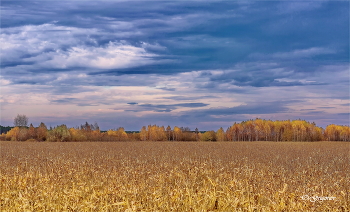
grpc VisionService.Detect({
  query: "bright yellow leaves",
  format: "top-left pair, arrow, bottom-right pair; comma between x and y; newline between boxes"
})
1,119 -> 349,142
107,127 -> 128,141
226,119 -> 334,142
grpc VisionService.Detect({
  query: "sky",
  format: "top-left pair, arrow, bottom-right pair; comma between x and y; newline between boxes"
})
0,0 -> 349,131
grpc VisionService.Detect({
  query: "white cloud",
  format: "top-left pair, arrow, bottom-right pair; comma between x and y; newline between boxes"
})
249,47 -> 336,60
39,42 -> 158,69
0,78 -> 11,86
0,23 -> 163,70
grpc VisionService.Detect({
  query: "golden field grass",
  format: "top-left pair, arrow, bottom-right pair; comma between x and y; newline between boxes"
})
0,141 -> 349,211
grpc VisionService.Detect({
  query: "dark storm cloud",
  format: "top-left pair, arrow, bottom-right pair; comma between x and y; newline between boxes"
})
50,98 -> 77,104
186,101 -> 294,118
175,103 -> 209,108
88,60 -> 205,76
1,1 -> 348,80
302,111 -> 327,115
293,112 -> 350,128
160,95 -> 218,101
0,61 -> 36,68
205,59 -> 345,88
154,86 -> 176,91
208,69 -> 301,87
125,102 -> 209,112
50,96 -> 115,106
337,113 -> 350,116
1,0 -> 349,129
51,86 -> 97,95
121,100 -> 296,130
124,101 -> 292,120
210,71 -> 325,87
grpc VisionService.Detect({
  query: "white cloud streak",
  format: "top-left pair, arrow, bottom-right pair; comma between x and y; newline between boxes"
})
271,47 -> 336,59
1,23 -> 164,70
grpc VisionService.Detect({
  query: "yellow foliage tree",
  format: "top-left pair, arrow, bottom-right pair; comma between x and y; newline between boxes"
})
216,127 -> 225,141
6,127 -> 20,141
36,122 -> 48,141
173,126 -> 182,141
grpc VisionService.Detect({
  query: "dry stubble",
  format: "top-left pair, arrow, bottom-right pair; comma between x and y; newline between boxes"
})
0,141 -> 349,211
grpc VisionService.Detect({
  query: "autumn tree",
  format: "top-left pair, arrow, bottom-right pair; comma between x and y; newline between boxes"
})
263,121 -> 271,141
75,122 -> 101,141
91,123 -> 102,141
48,125 -> 71,142
166,125 -> 172,141
69,127 -> 87,141
229,123 -> 243,141
245,120 -> 255,141
6,127 -> 20,141
140,126 -> 148,141
324,124 -> 349,141
180,127 -> 194,141
106,127 -> 128,141
158,126 -> 167,141
148,125 -> 156,141
281,121 -> 293,141
201,131 -> 216,142
117,127 -> 128,141
216,127 -> 225,141
36,122 -> 48,141
340,126 -> 350,141
274,121 -> 282,142
224,118 -> 326,142
194,127 -> 199,141
173,126 -> 182,141
4,118 -> 346,142
128,132 -> 140,141
28,123 -> 36,139
18,127 -> 29,141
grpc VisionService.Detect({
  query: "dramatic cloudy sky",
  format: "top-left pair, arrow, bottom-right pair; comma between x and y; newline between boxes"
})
0,1 -> 349,130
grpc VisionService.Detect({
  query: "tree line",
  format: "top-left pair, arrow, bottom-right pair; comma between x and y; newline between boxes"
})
1,117 -> 349,142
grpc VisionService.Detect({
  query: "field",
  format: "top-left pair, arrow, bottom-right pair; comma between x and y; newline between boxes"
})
0,141 -> 349,211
